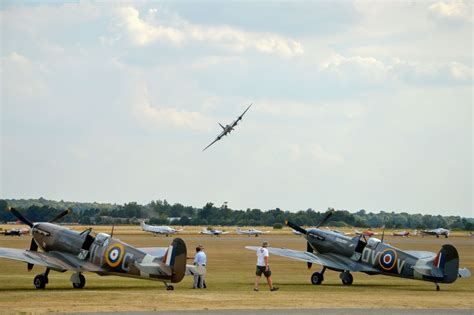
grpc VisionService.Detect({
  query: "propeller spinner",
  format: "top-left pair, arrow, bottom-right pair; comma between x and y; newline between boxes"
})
8,207 -> 71,271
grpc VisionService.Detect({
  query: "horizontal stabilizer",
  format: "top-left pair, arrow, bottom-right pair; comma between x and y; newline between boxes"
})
458,267 -> 471,278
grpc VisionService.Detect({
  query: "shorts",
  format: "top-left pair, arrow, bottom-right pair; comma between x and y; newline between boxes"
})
256,265 -> 271,277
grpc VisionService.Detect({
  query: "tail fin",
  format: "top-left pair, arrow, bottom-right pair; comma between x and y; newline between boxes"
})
434,244 -> 459,283
218,123 -> 225,130
162,238 -> 187,283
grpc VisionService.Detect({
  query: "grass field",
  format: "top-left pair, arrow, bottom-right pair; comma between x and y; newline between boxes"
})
0,225 -> 473,313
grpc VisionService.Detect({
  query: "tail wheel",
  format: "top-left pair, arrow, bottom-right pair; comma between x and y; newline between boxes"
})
72,274 -> 86,289
311,272 -> 324,285
166,285 -> 174,290
340,271 -> 353,285
34,275 -> 47,289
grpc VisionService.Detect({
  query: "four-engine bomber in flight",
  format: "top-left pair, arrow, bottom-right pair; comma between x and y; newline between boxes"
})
0,208 -> 187,290
203,103 -> 252,151
246,210 -> 470,291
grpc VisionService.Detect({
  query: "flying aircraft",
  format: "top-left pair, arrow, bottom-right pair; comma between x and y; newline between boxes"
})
2,227 -> 29,236
200,228 -> 229,236
140,221 -> 183,237
236,228 -> 268,237
202,103 -> 253,151
420,228 -> 450,238
0,208 -> 187,290
246,210 -> 471,291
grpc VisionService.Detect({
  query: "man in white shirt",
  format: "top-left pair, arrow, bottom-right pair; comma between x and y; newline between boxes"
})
193,246 -> 207,289
254,241 -> 278,291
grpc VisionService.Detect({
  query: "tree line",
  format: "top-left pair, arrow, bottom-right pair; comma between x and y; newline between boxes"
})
1,198 -> 473,230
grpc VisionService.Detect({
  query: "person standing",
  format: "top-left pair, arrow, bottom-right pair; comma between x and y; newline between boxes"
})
193,246 -> 207,289
254,241 -> 278,291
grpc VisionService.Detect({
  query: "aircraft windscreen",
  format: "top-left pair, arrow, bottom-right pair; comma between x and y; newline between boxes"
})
94,233 -> 110,246
367,237 -> 381,249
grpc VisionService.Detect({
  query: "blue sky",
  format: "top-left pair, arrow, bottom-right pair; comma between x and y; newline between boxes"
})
1,1 -> 472,217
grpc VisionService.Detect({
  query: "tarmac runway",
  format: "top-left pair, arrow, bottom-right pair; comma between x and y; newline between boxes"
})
71,309 -> 472,315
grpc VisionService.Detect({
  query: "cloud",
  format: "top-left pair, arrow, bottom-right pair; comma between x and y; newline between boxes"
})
1,52 -> 49,101
429,1 -> 473,22
255,100 -> 369,121
310,144 -> 344,165
319,54 -> 473,84
115,6 -> 304,57
116,7 -> 184,45
131,84 -> 210,130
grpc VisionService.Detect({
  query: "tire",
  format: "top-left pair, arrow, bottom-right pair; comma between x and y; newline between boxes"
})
341,272 -> 353,285
72,274 -> 86,289
166,285 -> 174,290
34,275 -> 47,289
311,272 -> 324,285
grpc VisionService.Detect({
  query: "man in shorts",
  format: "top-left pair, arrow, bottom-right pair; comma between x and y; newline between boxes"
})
254,241 -> 278,291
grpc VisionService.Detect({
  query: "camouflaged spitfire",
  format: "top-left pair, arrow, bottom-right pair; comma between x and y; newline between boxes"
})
0,208 -> 186,290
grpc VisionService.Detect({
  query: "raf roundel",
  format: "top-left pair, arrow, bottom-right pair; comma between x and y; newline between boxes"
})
105,243 -> 125,268
379,248 -> 397,271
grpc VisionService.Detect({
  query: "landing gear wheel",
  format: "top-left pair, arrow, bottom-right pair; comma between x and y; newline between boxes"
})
311,272 -> 324,285
166,285 -> 174,291
34,274 -> 47,289
72,274 -> 86,289
436,284 -> 440,291
340,271 -> 353,285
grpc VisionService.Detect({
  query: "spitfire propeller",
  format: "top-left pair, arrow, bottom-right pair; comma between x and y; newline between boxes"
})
285,209 -> 335,269
8,207 -> 71,271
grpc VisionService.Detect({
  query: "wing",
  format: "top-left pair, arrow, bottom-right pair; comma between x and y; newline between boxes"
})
245,246 -> 339,268
0,248 -> 104,272
231,103 -> 252,127
138,247 -> 168,258
405,250 -> 436,259
202,137 -> 221,151
221,231 -> 229,234
245,246 -> 375,272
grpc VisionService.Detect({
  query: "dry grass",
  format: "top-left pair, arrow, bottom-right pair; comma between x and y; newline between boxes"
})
0,225 -> 472,313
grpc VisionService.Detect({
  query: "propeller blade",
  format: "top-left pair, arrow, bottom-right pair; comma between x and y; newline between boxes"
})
381,225 -> 386,243
8,208 -> 33,227
28,238 -> 38,271
285,220 -> 307,235
316,209 -> 334,228
307,241 -> 313,269
49,209 -> 71,223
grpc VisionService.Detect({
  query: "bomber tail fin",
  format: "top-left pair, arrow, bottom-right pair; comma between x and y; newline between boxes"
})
162,238 -> 187,283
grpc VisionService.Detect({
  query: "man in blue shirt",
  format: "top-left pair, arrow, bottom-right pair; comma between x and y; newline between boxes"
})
193,246 -> 207,288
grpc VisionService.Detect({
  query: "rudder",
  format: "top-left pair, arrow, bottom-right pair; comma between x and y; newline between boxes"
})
435,244 -> 459,283
167,238 -> 187,283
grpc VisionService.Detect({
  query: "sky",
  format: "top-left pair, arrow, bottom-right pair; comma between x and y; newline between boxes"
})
0,1 -> 472,217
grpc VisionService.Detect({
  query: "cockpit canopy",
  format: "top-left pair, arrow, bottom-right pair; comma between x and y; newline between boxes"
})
94,233 -> 110,246
367,237 -> 381,249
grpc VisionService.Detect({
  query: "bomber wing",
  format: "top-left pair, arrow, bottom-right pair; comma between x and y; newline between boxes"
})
0,248 -> 104,273
230,103 -> 252,128
245,246 -> 377,273
202,133 -> 225,151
